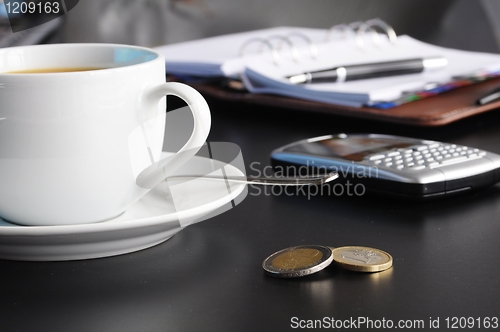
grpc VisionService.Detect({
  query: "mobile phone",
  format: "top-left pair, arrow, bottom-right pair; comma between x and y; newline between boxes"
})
270,133 -> 500,198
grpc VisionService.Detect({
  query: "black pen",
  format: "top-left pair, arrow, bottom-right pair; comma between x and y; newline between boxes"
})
477,86 -> 500,105
288,57 -> 448,84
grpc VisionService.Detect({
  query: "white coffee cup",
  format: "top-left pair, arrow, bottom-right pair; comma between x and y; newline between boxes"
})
0,43 -> 211,226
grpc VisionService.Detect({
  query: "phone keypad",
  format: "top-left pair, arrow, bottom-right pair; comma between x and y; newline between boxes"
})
365,143 -> 486,170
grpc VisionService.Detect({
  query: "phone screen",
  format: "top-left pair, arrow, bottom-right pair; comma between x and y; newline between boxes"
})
284,137 -> 414,161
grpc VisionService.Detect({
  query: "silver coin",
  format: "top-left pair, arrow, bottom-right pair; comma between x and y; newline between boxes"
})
262,245 -> 333,278
331,246 -> 393,272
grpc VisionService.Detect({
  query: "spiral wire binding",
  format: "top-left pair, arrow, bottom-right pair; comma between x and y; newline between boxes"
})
365,18 -> 397,44
349,21 -> 381,48
325,24 -> 357,41
266,35 -> 300,62
286,31 -> 318,60
327,18 -> 398,49
238,19 -> 397,66
239,34 -> 319,66
238,37 -> 281,65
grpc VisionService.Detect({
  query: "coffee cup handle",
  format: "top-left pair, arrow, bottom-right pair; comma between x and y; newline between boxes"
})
136,82 -> 211,189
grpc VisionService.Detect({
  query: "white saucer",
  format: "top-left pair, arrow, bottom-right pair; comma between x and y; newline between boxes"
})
0,153 -> 246,261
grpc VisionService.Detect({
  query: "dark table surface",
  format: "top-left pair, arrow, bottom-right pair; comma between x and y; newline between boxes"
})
2,95 -> 500,332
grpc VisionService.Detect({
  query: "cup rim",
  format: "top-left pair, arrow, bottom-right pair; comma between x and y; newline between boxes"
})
0,43 -> 163,77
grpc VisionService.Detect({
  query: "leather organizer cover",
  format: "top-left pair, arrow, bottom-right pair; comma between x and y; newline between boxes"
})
183,77 -> 500,127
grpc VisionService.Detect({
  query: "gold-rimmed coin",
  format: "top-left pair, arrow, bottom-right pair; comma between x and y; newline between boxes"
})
331,246 -> 393,272
262,245 -> 333,278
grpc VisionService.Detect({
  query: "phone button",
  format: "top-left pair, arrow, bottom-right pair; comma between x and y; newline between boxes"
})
441,156 -> 467,164
368,154 -> 385,160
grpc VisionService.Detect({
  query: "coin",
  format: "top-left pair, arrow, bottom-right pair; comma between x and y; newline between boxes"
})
262,245 -> 333,278
331,246 -> 393,272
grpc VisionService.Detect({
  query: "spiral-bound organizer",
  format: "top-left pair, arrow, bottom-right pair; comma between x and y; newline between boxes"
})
156,20 -> 500,126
